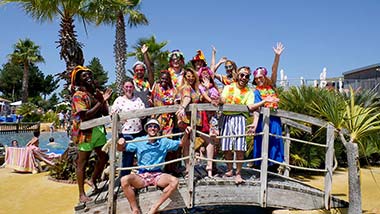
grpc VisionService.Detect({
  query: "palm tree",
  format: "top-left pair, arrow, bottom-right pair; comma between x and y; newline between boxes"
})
8,38 -> 44,103
128,35 -> 169,80
2,0 -> 96,92
311,87 -> 380,213
91,0 -> 148,95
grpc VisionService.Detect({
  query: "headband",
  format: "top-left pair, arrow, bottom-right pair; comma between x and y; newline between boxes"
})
253,67 -> 268,77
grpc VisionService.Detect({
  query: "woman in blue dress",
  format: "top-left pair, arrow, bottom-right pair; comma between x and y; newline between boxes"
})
248,42 -> 285,172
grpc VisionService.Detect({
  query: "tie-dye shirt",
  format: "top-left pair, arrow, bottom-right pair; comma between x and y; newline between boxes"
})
221,82 -> 254,117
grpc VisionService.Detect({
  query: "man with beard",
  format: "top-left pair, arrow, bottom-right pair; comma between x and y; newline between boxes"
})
219,66 -> 254,184
132,44 -> 154,108
71,65 -> 113,203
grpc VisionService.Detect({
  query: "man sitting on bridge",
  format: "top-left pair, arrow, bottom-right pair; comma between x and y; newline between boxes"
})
117,118 -> 191,214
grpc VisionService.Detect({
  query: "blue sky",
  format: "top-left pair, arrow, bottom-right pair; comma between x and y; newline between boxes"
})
1,0 -> 379,90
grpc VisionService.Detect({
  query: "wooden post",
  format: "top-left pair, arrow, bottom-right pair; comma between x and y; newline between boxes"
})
260,107 -> 270,207
324,124 -> 334,210
107,113 -> 119,214
187,104 -> 197,208
284,125 -> 290,177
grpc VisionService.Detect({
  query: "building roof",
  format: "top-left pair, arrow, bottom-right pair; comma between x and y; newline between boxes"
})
343,63 -> 380,76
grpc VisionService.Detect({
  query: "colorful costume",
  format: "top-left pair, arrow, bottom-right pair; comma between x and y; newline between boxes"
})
71,90 -> 107,151
220,82 -> 254,151
151,83 -> 176,135
253,85 -> 284,166
178,85 -> 202,126
168,67 -> 183,89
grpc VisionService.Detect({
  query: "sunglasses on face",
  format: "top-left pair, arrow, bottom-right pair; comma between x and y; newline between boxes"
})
239,73 -> 250,79
225,65 -> 233,70
147,124 -> 159,129
134,68 -> 145,72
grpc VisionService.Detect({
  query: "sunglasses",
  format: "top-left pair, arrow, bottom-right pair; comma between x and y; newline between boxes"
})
225,65 -> 233,70
134,68 -> 145,72
147,124 -> 159,129
239,73 -> 250,79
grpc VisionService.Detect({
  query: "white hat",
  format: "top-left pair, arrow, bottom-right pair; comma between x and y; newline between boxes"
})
132,61 -> 147,71
144,118 -> 161,132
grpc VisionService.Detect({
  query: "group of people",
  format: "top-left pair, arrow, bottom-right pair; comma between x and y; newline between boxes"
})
70,42 -> 285,214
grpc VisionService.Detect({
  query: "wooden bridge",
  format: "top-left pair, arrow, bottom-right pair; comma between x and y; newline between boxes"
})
0,122 -> 40,134
74,104 -> 348,213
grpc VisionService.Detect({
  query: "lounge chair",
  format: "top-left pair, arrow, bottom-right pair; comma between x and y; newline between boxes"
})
4,146 -> 60,173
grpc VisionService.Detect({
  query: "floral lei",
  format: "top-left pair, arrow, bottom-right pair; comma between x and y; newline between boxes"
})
133,75 -> 150,91
168,67 -> 182,87
256,85 -> 279,109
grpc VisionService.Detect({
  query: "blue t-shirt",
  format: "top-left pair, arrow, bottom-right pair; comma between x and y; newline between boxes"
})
125,136 -> 180,172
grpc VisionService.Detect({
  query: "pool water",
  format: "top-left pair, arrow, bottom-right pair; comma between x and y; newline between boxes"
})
0,132 -> 112,154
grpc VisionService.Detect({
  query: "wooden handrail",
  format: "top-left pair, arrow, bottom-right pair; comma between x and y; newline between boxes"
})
102,104 -> 334,213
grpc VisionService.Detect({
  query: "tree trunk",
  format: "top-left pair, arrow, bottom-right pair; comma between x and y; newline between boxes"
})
114,11 -> 127,96
21,62 -> 29,103
346,141 -> 362,214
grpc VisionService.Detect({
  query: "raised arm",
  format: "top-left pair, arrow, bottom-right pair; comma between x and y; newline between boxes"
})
141,44 -> 154,87
271,42 -> 285,86
210,45 -> 227,73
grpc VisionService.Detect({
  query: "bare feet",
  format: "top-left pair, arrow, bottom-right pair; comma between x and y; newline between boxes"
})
131,209 -> 141,214
235,174 -> 245,184
148,205 -> 159,214
85,179 -> 95,189
79,194 -> 92,203
224,170 -> 233,177
206,166 -> 213,177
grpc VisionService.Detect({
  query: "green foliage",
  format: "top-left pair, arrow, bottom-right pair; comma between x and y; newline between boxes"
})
41,110 -> 59,124
8,38 -> 44,103
0,62 -> 59,104
49,147 -> 97,182
0,62 -> 23,100
128,35 -> 169,81
16,103 -> 41,122
87,57 -> 109,90
281,85 -> 380,167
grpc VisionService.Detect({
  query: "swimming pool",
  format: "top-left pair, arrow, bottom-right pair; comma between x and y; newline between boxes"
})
0,132 -> 112,154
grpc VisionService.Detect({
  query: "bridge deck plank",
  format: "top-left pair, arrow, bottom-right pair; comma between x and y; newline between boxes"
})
74,165 -> 348,213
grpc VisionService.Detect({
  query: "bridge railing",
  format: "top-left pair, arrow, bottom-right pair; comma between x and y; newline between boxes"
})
82,104 -> 334,213
0,122 -> 40,134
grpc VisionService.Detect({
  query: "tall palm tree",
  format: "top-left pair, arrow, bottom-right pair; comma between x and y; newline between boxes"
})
91,0 -> 148,95
2,0 -> 96,91
8,38 -> 44,103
